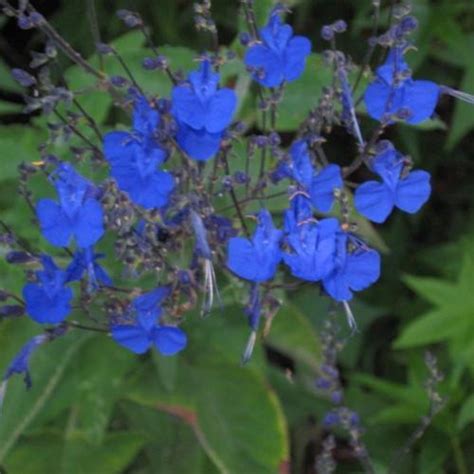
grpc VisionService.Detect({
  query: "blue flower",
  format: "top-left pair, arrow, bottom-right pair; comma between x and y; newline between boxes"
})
287,141 -> 343,213
36,163 -> 104,248
310,164 -> 343,213
322,232 -> 381,302
23,256 -> 73,324
111,287 -> 187,356
1,326 -> 67,396
172,60 -> 237,161
354,142 -> 431,223
364,47 -> 440,124
289,140 -> 313,188
283,194 -> 313,234
103,97 -> 175,209
245,9 -> 311,87
66,247 -> 112,291
283,217 -> 340,282
2,334 -> 48,389
227,209 -> 282,282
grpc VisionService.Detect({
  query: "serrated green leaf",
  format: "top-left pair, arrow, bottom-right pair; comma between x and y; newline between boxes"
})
395,257 -> 474,349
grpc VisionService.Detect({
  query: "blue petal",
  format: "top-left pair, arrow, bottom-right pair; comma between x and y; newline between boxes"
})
176,122 -> 222,161
171,85 -> 206,130
74,199 -> 104,247
376,48 -> 410,85
36,199 -> 73,247
244,45 -> 284,87
344,248 -> 380,292
395,170 -> 431,213
152,326 -> 187,356
133,96 -> 160,135
290,140 -> 314,188
134,287 -> 170,314
283,194 -> 313,233
227,238 -> 260,281
283,36 -> 311,82
111,324 -> 151,354
310,164 -> 343,212
189,60 -> 219,99
260,16 -> 293,51
402,80 -> 440,124
206,88 -> 237,133
23,283 -> 72,324
354,181 -> 394,223
103,131 -> 135,165
134,170 -> 175,209
323,272 -> 353,302
364,79 -> 392,122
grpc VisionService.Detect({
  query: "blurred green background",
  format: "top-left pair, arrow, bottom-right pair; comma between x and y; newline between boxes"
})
0,0 -> 474,473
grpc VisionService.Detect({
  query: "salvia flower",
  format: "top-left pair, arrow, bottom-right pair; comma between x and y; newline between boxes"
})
2,334 -> 48,390
171,59 -> 237,160
104,96 -> 175,209
245,8 -> 311,87
364,47 -> 440,124
36,163 -> 104,248
288,140 -> 343,212
283,217 -> 340,282
111,287 -> 187,355
66,247 -> 112,291
22,256 -> 73,324
354,141 -> 431,223
321,232 -> 381,302
227,209 -> 282,282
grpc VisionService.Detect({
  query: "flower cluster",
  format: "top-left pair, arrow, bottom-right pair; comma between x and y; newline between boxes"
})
1,2 -> 473,395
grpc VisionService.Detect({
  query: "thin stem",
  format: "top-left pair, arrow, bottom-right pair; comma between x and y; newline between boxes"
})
216,190 -> 287,213
240,0 -> 259,39
53,109 -> 103,157
113,50 -> 144,94
86,0 -> 104,71
450,436 -> 468,474
25,3 -> 104,80
68,321 -> 109,333
221,152 -> 251,237
352,1 -> 381,95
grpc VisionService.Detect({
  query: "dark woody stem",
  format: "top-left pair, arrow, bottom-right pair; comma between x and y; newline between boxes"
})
240,0 -> 259,39
139,25 -> 178,86
68,321 -> 109,333
53,109 -> 103,158
86,0 -> 104,71
352,0 -> 381,95
220,152 -> 251,238
22,2 -> 105,80
343,121 -> 386,178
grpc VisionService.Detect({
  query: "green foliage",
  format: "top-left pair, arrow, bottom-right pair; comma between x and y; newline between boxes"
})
1,0 -> 474,473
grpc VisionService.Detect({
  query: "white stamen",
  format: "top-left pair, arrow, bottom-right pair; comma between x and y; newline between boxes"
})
442,86 -> 474,105
241,330 -> 257,365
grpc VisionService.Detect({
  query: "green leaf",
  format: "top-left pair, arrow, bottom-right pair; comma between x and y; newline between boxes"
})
0,125 -> 47,181
456,394 -> 474,431
0,331 -> 90,462
395,257 -> 474,349
273,54 -> 332,131
29,336 -> 138,444
4,432 -> 144,474
127,347 -> 289,473
265,300 -> 321,370
123,401 -> 218,474
446,62 -> 474,150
